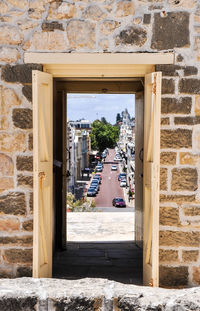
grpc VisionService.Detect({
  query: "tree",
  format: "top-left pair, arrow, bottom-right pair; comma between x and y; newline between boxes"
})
116,113 -> 122,123
101,117 -> 107,124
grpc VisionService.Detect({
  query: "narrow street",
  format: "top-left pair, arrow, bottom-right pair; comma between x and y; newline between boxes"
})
95,149 -> 126,208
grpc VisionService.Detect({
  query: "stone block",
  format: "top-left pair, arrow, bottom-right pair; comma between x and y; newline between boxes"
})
159,249 -> 179,262
160,168 -> 167,191
0,116 -> 9,130
176,54 -> 184,62
160,266 -> 188,287
184,66 -> 198,76
28,0 -> 45,19
160,207 -> 179,226
195,96 -> 200,116
12,109 -> 32,129
3,249 -> 32,264
0,47 -> 20,63
171,168 -> 198,191
48,2 -> 76,20
162,79 -> 175,94
0,192 -> 26,215
168,0 -> 197,9
161,129 -> 192,149
100,20 -> 121,35
116,1 -> 135,17
179,79 -> 200,94
180,152 -> 200,165
16,156 -> 33,172
0,218 -> 20,231
7,0 -> 28,10
42,22 -> 64,32
29,31 -> 66,51
160,152 -> 176,165
156,64 -> 181,76
0,177 -> 14,192
1,64 -> 42,83
83,5 -> 106,20
160,194 -> 195,203
193,128 -> 200,151
0,26 -> 23,45
161,117 -> 169,125
174,116 -> 200,125
160,231 -> 200,247
182,250 -> 199,262
29,192 -> 33,213
16,266 -> 32,277
0,154 -> 14,176
0,267 -> 13,278
17,175 -> 33,189
0,86 -> 21,115
183,206 -> 200,216
193,267 -> 200,285
143,14 -> 151,24
0,133 -> 26,153
116,26 -> 147,46
22,219 -> 33,232
67,20 -> 95,49
28,133 -> 33,151
151,12 -> 190,50
22,85 -> 32,102
161,97 -> 192,114
0,236 -> 32,246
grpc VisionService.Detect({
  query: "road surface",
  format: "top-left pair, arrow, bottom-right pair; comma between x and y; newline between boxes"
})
95,149 -> 127,208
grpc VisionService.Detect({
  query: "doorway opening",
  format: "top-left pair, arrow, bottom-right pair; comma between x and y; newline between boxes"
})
52,79 -> 144,284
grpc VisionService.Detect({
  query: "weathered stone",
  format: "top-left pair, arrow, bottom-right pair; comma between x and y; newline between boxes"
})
162,79 -> 175,94
28,133 -> 33,151
0,116 -> 9,131
161,117 -> 169,125
42,22 -> 64,32
160,231 -> 200,247
116,1 -> 135,17
183,206 -> 200,216
83,5 -> 106,20
0,177 -> 14,192
179,79 -> 200,94
3,249 -> 32,263
0,47 -> 20,64
182,250 -> 199,262
16,266 -> 32,277
177,54 -> 184,62
0,133 -> 26,152
160,207 -> 179,226
29,31 -> 66,51
18,20 -> 39,31
193,128 -> 200,151
100,20 -> 121,35
160,168 -> 167,191
0,154 -> 14,176
1,64 -> 42,83
160,152 -> 176,165
29,192 -> 33,213
174,116 -> 200,125
0,236 -> 32,246
160,194 -> 196,203
0,26 -> 23,45
180,152 -> 200,165
0,2 -> 8,14
99,39 -> 109,50
171,168 -> 198,191
159,249 -> 179,262
0,86 -> 21,115
48,2 -> 76,20
0,192 -> 26,215
67,20 -> 96,49
195,96 -> 200,116
156,64 -> 181,76
133,17 -> 142,25
168,0 -> 197,9
17,175 -> 33,189
184,66 -> 198,76
16,156 -> 33,172
7,0 -> 28,10
116,26 -> 147,46
22,85 -> 32,102
28,0 -> 45,19
161,97 -> 192,114
22,219 -> 33,232
0,218 -> 20,231
152,12 -> 190,50
160,266 -> 188,287
161,129 -> 192,148
12,109 -> 32,129
193,267 -> 200,285
143,14 -> 151,24
0,268 -> 13,278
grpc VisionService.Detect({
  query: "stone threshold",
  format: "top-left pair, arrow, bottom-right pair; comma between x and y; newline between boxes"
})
0,278 -> 199,310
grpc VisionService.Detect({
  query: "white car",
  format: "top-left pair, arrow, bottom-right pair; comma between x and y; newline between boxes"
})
120,180 -> 127,187
111,165 -> 117,171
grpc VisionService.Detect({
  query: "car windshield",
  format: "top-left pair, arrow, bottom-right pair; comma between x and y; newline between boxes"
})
116,198 -> 123,202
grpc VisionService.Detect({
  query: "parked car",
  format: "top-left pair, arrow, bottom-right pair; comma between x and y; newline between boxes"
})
89,185 -> 98,193
93,176 -> 101,184
112,197 -> 126,207
91,180 -> 100,190
95,173 -> 102,180
87,188 -> 96,197
120,180 -> 127,187
96,166 -> 103,172
111,165 -> 117,171
118,173 -> 126,181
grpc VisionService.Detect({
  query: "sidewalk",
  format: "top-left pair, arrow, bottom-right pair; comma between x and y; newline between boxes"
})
119,162 -> 135,208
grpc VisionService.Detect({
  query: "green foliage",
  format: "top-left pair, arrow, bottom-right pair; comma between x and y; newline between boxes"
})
116,113 -> 122,123
67,192 -> 96,212
90,119 -> 120,152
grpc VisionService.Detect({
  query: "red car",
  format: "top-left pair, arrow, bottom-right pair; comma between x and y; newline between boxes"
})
112,197 -> 126,207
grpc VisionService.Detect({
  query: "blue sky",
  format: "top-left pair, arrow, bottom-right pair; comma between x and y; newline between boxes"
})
67,94 -> 135,124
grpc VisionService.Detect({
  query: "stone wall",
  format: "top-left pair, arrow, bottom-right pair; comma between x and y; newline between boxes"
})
0,0 -> 200,286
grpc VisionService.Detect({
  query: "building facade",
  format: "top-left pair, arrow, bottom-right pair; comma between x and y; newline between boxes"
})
0,0 -> 199,286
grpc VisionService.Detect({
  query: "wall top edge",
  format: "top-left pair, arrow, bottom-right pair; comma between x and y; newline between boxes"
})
24,52 -> 174,65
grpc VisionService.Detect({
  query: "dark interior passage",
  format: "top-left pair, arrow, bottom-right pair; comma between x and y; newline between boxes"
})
53,242 -> 142,284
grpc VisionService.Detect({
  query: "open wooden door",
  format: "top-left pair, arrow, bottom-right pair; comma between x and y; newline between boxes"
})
143,72 -> 162,287
32,70 -> 53,277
